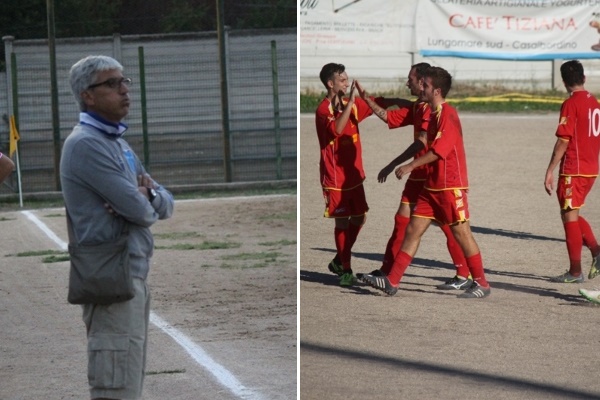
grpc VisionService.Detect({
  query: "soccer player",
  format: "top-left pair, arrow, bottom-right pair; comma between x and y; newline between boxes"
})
355,63 -> 472,291
359,66 -> 491,299
544,60 -> 600,283
315,63 -> 374,286
0,152 -> 14,184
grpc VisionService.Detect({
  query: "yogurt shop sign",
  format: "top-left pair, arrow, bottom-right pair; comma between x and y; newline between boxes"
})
416,0 -> 600,60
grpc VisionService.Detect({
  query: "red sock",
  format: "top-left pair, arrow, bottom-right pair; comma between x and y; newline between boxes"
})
578,216 -> 600,257
347,221 -> 363,252
564,221 -> 582,276
439,224 -> 469,278
381,214 -> 410,274
334,223 -> 363,271
334,227 -> 351,271
466,253 -> 488,287
387,250 -> 413,286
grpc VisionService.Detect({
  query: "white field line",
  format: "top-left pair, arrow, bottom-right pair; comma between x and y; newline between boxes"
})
20,201 -> 266,400
22,210 -> 68,251
150,312 -> 263,400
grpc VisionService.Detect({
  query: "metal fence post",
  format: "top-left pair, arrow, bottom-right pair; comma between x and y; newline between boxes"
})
271,40 -> 282,180
138,46 -> 150,170
217,0 -> 232,182
47,0 -> 61,191
3,36 -> 14,121
113,33 -> 122,61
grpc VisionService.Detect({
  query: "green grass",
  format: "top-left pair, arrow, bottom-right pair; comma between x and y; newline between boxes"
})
153,231 -> 204,240
258,239 -> 296,247
258,212 -> 296,221
0,199 -> 64,212
220,251 -> 285,269
300,85 -> 565,114
6,249 -> 70,263
220,251 -> 281,261
175,187 -> 296,200
43,254 -> 70,263
11,249 -> 67,257
155,241 -> 242,250
218,262 -> 272,269
146,369 -> 186,375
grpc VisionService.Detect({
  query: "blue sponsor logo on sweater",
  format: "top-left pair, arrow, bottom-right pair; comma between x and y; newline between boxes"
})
123,149 -> 136,173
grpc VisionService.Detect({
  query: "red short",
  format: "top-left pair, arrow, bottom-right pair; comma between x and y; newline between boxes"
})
412,188 -> 470,225
400,178 -> 426,205
557,176 -> 596,210
323,185 -> 369,218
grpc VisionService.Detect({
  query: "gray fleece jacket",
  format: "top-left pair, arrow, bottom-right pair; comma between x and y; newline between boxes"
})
60,114 -> 174,279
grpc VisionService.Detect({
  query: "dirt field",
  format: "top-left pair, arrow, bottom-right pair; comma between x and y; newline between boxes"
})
0,194 -> 297,399
300,113 -> 600,400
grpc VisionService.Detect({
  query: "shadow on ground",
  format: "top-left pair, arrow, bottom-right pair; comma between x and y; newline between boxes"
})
300,341 -> 600,400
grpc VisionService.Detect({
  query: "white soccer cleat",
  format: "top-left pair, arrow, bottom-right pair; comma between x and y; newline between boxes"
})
579,288 -> 600,305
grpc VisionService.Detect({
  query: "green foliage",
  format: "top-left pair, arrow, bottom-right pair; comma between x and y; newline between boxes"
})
300,93 -> 324,114
0,0 -> 295,40
161,0 -> 210,33
0,1 -> 47,39
448,100 -> 559,113
0,0 -> 296,69
56,0 -> 122,37
300,93 -> 561,114
232,0 -> 297,29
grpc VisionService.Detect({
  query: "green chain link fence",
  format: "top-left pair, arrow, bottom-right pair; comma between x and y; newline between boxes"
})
0,29 -> 296,196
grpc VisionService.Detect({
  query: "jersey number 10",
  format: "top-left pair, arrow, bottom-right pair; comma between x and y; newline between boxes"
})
589,108 -> 600,137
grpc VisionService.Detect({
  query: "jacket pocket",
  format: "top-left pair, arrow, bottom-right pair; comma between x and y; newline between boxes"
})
87,333 -> 129,389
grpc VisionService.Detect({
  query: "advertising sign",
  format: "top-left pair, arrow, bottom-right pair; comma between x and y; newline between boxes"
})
416,1 -> 600,60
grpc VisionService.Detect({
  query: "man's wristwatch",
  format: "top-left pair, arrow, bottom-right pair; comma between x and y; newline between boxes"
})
147,187 -> 157,202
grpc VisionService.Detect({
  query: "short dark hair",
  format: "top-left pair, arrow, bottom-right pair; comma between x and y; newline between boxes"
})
560,60 -> 584,87
412,62 -> 431,80
424,66 -> 452,98
319,63 -> 345,89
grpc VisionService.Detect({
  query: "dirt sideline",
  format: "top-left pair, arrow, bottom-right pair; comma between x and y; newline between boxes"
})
300,113 -> 600,400
0,194 -> 297,400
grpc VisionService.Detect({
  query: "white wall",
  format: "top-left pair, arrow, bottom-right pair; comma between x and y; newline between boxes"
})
300,0 -> 600,93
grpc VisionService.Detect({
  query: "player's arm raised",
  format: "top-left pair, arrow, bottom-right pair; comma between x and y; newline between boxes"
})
355,80 -> 390,123
334,80 -> 357,135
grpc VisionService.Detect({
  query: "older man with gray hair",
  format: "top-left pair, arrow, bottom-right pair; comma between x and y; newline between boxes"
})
60,55 -> 174,399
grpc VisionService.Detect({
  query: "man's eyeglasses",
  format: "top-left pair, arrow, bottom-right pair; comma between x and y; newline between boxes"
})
87,77 -> 132,90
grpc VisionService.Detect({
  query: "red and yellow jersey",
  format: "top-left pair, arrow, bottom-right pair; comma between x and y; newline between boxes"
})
315,96 -> 374,190
385,101 -> 430,181
425,103 -> 469,191
556,90 -> 600,177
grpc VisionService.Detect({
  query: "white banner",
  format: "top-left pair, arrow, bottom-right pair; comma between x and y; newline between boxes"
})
416,0 -> 600,60
300,0 -> 415,54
